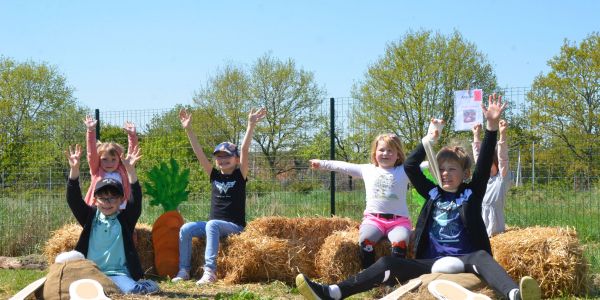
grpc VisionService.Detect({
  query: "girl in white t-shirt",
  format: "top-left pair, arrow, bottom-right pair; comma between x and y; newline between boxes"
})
472,119 -> 510,237
310,133 -> 411,268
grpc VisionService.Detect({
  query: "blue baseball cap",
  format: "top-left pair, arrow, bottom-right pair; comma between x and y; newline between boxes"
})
94,178 -> 124,196
213,142 -> 239,157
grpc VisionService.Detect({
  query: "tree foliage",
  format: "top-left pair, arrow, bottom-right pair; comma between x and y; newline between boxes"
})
0,57 -> 84,188
528,33 -> 600,177
193,54 -> 326,177
352,30 -> 497,150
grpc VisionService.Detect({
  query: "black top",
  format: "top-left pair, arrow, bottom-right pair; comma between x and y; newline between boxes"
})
67,178 -> 144,280
404,129 -> 498,258
209,168 -> 247,227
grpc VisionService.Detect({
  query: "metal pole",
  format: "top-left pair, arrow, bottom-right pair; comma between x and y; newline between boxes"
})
329,97 -> 336,216
95,109 -> 101,141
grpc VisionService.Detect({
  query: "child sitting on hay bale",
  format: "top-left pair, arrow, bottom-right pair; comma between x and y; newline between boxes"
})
172,108 -> 266,285
296,95 -> 542,300
62,144 -> 159,295
309,132 -> 412,269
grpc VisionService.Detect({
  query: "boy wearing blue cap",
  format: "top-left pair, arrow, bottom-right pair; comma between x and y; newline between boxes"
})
173,107 -> 266,285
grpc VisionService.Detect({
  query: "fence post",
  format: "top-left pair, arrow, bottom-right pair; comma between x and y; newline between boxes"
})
95,109 -> 101,141
329,97 -> 336,216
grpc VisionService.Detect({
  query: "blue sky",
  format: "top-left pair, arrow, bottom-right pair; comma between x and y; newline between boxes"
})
1,1 -> 598,111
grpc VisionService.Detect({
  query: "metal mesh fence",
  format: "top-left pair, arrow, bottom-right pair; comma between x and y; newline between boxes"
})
1,87 -> 598,272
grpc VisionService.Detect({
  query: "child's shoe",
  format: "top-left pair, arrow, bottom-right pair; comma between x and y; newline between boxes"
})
428,279 -> 491,300
295,274 -> 334,300
518,276 -> 541,300
171,269 -> 190,282
196,267 -> 217,285
131,279 -> 160,294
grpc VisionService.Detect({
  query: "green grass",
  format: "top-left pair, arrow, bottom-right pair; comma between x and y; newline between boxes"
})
0,269 -> 45,298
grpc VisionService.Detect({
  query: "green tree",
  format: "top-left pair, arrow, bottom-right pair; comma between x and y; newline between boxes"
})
528,33 -> 600,180
352,30 -> 497,149
193,54 -> 326,178
0,57 -> 84,189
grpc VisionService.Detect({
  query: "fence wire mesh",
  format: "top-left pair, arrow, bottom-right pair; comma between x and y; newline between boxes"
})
1,88 -> 598,272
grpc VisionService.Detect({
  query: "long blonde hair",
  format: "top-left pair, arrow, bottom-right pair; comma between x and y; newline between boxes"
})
370,133 -> 406,167
96,141 -> 124,160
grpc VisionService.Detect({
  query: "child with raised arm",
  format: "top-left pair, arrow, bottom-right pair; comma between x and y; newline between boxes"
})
172,107 -> 266,285
472,119 -> 510,237
296,94 -> 541,300
83,116 -> 139,208
65,144 -> 159,294
309,133 -> 411,268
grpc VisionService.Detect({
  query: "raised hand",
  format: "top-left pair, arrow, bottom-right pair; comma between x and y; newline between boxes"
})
309,159 -> 321,169
123,121 -> 136,135
472,123 -> 482,141
84,115 -> 97,131
121,145 -> 142,169
499,119 -> 508,136
428,118 -> 445,141
481,93 -> 507,130
248,107 -> 267,125
179,109 -> 192,129
64,144 -> 82,169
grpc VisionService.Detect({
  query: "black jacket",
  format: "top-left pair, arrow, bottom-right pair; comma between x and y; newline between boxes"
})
404,129 -> 498,258
67,179 -> 144,280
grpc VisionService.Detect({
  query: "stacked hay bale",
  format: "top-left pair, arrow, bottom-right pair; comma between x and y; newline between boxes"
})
315,228 -> 390,283
133,223 -> 154,275
220,216 -> 359,284
490,226 -> 588,298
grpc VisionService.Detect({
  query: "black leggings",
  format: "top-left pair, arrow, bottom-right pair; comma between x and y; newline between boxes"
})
337,250 -> 517,299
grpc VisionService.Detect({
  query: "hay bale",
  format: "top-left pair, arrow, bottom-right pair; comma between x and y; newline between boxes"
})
315,228 -> 391,283
43,223 -> 82,264
221,230 -> 313,284
133,223 -> 154,275
490,226 -> 588,298
245,216 -> 359,259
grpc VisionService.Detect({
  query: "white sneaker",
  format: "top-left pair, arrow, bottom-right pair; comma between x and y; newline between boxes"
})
428,279 -> 491,300
195,267 -> 217,285
171,269 -> 190,282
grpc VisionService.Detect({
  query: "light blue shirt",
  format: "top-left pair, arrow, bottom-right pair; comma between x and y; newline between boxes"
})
88,210 -> 129,276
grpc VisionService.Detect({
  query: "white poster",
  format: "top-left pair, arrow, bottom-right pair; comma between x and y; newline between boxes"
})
454,89 -> 483,131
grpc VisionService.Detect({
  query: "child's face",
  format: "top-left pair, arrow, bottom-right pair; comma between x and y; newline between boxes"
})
100,152 -> 120,173
375,141 -> 398,168
438,159 -> 468,192
94,193 -> 124,216
214,152 -> 239,174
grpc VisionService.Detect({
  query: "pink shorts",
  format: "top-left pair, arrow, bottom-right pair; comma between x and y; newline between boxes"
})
361,213 -> 412,235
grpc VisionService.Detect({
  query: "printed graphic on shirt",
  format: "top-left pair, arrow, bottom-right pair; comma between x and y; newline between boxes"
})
373,172 -> 399,201
431,200 -> 462,243
214,181 -> 236,194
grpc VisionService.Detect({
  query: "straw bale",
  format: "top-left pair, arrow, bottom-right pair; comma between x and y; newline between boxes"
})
244,216 -> 359,259
315,228 -> 391,283
490,226 -> 588,298
43,223 -> 82,264
133,223 -> 154,275
221,230 -> 314,284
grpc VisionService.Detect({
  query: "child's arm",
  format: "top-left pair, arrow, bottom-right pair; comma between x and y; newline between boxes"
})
471,94 -> 506,195
179,109 -> 212,174
309,159 -> 363,178
497,119 -> 509,178
84,115 -> 100,175
121,145 -> 142,221
240,108 -> 267,179
404,119 -> 441,197
124,121 -> 139,154
471,123 -> 482,163
64,144 -> 90,225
